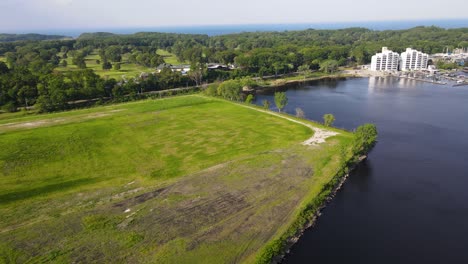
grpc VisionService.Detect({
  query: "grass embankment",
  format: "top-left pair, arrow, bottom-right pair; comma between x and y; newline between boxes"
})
0,95 -> 355,263
55,49 -> 184,80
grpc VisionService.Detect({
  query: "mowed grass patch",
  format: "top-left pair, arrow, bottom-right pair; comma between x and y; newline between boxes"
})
0,95 -> 354,263
55,51 -> 155,80
157,49 -> 186,65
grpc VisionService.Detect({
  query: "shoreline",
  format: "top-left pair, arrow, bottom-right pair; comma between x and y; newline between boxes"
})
257,73 -> 358,91
271,156 -> 367,264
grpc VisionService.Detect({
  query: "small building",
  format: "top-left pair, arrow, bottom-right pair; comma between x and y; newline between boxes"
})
171,65 -> 191,73
156,63 -> 172,73
371,47 -> 400,71
207,63 -> 230,71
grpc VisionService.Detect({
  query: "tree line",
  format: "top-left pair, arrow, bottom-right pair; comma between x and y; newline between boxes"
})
1,26 -> 467,112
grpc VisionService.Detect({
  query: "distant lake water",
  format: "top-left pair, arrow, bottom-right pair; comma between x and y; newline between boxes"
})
255,77 -> 468,263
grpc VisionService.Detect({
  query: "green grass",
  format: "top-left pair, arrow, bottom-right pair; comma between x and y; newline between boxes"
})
157,49 -> 186,65
55,50 -> 186,80
56,51 -> 155,80
0,95 -> 354,263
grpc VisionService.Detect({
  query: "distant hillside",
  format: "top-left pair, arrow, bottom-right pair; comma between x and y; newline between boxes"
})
77,32 -> 117,39
0,33 -> 70,42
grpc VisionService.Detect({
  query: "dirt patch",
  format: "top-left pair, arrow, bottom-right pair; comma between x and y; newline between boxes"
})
0,109 -> 126,131
302,128 -> 339,145
113,187 -> 166,208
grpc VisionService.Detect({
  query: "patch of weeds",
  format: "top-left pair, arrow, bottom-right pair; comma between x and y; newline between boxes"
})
123,232 -> 144,247
0,243 -> 23,264
81,214 -> 119,231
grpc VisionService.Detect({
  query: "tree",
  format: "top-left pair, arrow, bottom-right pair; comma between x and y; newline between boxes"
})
353,124 -> 378,156
61,60 -> 68,67
298,64 -> 310,81
274,92 -> 288,112
0,62 -> 9,74
262,99 -> 270,110
189,61 -> 206,87
114,63 -> 121,71
320,60 -> 339,73
72,54 -> 86,69
245,94 -> 254,104
296,108 -> 305,119
217,80 -> 242,101
323,114 -> 335,127
102,60 -> 112,70
105,46 -> 122,62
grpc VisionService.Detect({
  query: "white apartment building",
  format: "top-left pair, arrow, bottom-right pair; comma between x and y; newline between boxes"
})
370,47 -> 400,71
400,48 -> 429,71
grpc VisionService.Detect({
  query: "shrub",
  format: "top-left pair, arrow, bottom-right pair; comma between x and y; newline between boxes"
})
245,94 -> 254,104
323,114 -> 335,127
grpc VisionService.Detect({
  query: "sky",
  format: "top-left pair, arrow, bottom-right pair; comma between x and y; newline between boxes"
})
0,0 -> 467,31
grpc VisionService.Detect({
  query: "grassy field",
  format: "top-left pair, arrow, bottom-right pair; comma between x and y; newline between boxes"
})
156,49 -> 185,65
0,95 -> 354,263
56,51 -> 157,80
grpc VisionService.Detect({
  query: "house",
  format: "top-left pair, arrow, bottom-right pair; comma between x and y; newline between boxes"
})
156,63 -> 172,73
171,65 -> 191,73
207,63 -> 230,71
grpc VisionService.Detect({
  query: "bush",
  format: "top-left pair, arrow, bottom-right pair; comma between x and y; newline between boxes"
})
323,113 -> 335,127
204,83 -> 219,97
1,102 -> 17,113
295,108 -> 305,118
245,94 -> 254,104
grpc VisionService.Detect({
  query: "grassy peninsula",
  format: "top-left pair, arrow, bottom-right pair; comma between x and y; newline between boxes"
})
0,95 -> 371,263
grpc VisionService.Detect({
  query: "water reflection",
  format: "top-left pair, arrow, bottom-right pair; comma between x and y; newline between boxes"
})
348,159 -> 373,193
256,77 -> 468,264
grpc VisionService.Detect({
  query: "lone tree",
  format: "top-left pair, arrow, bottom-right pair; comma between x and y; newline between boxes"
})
323,114 -> 335,127
274,92 -> 288,112
262,99 -> 270,110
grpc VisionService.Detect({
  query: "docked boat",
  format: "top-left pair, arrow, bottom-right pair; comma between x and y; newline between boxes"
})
463,67 -> 468,73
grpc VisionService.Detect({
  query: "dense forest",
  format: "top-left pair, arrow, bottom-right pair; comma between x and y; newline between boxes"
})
0,33 -> 69,42
1,26 -> 467,112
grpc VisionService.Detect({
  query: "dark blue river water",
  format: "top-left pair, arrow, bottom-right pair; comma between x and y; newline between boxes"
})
255,77 -> 468,264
